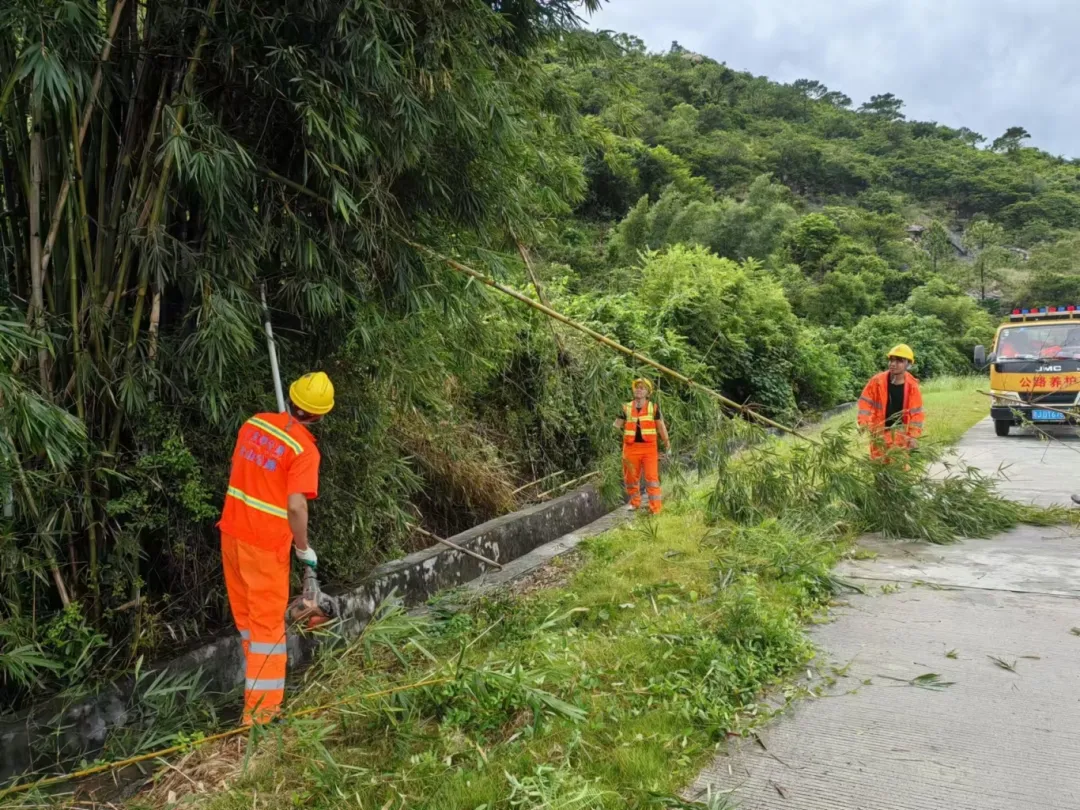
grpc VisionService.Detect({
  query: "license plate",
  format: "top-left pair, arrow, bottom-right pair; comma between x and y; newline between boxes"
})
1032,409 -> 1067,421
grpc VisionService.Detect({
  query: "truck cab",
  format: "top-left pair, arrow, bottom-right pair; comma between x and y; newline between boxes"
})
975,306 -> 1080,436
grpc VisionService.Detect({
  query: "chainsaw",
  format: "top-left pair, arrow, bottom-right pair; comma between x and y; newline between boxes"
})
286,566 -> 338,630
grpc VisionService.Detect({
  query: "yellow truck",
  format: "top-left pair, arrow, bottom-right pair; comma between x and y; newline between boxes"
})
975,306 -> 1080,436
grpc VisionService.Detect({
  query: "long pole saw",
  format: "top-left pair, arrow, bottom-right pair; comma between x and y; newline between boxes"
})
408,242 -> 819,444
261,283 -> 286,413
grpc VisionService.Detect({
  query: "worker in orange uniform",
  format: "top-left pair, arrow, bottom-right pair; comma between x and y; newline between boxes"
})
217,372 -> 334,725
857,345 -> 924,460
614,378 -> 670,513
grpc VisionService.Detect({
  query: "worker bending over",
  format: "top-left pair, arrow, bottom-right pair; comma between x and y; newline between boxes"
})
857,344 -> 924,460
217,372 -> 334,724
615,378 -> 671,513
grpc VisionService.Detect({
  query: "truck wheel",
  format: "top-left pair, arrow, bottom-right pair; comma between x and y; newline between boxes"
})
994,419 -> 1011,437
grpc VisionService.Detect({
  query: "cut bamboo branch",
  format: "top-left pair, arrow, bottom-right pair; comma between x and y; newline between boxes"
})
410,242 -> 820,444
412,525 -> 503,570
260,168 -> 331,204
49,557 -> 72,608
39,0 -> 129,278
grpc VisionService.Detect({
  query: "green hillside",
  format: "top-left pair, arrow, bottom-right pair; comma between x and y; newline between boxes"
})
537,34 -> 1080,412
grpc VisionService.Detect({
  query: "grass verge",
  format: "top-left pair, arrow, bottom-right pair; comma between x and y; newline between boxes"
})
101,499 -> 838,810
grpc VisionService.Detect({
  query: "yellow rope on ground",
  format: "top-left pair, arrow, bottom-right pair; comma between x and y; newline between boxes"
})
409,241 -> 821,445
0,676 -> 451,800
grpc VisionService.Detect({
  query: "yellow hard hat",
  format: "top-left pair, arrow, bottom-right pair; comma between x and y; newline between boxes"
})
887,344 -> 915,363
631,378 -> 654,393
289,372 -> 335,415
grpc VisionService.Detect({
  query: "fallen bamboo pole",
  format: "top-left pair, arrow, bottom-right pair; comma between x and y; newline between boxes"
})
536,470 -> 600,500
511,469 -> 565,496
411,525 -> 503,570
409,241 -> 819,444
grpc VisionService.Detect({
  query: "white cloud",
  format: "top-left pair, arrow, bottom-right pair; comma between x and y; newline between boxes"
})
588,0 -> 1080,157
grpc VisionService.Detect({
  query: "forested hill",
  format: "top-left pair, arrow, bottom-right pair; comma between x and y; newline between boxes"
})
536,33 -> 1080,415
3,5 -> 1079,705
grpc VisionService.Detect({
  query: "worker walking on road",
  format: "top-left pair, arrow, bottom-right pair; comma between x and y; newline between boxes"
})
857,345 -> 924,460
217,372 -> 334,725
615,378 -> 671,514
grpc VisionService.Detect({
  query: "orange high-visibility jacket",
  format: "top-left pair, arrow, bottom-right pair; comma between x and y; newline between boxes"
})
857,371 -> 924,442
622,401 -> 658,446
217,412 -> 320,554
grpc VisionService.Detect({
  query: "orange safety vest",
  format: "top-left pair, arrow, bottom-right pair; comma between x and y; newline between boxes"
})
217,412 -> 320,553
623,400 -> 658,446
857,371 -> 924,449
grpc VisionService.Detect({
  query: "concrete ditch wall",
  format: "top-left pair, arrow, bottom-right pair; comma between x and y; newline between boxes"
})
0,485 -> 609,782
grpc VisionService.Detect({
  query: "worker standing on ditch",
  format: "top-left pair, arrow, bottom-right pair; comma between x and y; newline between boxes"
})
217,371 -> 334,725
615,378 -> 671,513
857,345 -> 924,460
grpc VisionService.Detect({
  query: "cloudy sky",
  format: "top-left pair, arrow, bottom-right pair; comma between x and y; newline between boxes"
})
589,0 -> 1078,158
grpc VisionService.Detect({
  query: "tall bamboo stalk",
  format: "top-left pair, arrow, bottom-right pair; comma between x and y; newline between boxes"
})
68,98 -> 96,278
93,89 -> 110,294
108,75 -> 168,329
114,0 -> 219,385
90,90 -> 110,362
28,95 -> 48,393
100,2 -> 155,304
39,0 -> 129,279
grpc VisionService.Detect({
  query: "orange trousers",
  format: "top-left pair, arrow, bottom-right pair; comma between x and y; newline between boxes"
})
623,442 -> 662,514
221,532 -> 290,725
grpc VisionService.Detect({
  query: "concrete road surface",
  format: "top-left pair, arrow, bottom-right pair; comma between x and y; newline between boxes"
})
688,418 -> 1080,809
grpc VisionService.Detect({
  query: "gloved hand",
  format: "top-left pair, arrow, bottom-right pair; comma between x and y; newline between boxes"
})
294,545 -> 318,568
